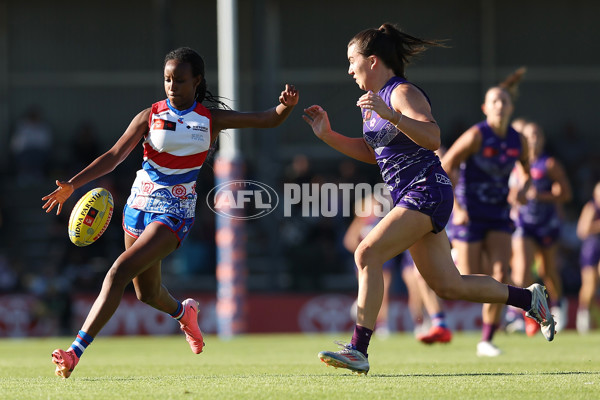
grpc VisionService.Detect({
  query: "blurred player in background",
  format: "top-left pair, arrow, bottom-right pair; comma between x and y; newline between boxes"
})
411,252 -> 453,344
42,47 -> 299,378
504,116 -> 530,334
509,121 -> 572,334
442,85 -> 533,357
575,181 -> 600,333
303,23 -> 554,374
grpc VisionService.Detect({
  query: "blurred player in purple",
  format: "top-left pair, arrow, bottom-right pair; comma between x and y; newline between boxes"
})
303,23 -> 554,374
576,181 -> 600,333
510,121 -> 572,333
442,86 -> 539,357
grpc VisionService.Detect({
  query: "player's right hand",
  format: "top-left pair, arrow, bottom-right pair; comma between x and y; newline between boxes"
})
42,180 -> 74,215
302,105 -> 332,139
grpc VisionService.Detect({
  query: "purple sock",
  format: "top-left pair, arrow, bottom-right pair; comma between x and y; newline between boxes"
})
351,325 -> 373,357
506,285 -> 532,311
481,323 -> 498,342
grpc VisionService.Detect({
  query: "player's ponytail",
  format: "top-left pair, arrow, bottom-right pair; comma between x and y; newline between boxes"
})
349,23 -> 446,78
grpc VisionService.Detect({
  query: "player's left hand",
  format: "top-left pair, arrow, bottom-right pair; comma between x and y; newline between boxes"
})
356,91 -> 395,121
279,84 -> 299,107
42,180 -> 74,215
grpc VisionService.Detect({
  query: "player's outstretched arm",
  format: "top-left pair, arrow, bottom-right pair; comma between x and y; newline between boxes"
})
42,108 -> 150,215
302,105 -> 376,164
211,84 -> 298,132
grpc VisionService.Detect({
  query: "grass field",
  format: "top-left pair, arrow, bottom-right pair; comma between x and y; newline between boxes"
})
1,331 -> 599,399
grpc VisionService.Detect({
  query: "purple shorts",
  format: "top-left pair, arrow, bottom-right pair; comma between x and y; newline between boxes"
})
448,217 -> 515,243
122,205 -> 194,247
394,165 -> 454,234
514,222 -> 560,248
580,236 -> 600,268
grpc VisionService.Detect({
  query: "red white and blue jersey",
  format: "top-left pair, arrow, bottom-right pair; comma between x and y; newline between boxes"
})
126,99 -> 213,219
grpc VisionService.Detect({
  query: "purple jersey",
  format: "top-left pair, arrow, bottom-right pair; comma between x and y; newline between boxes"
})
362,77 -> 445,205
517,154 -> 560,228
362,77 -> 453,232
455,121 -> 521,222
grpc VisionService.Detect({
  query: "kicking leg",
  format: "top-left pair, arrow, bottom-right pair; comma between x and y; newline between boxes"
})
53,223 -> 178,379
81,223 -> 178,337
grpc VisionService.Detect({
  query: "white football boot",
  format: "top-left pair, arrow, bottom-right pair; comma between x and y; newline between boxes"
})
318,341 -> 369,375
525,284 -> 556,341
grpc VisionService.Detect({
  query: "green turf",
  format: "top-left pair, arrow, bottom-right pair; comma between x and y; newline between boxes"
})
0,331 -> 599,399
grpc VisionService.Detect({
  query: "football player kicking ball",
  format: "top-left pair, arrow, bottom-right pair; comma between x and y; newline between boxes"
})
42,47 -> 298,378
302,23 -> 554,375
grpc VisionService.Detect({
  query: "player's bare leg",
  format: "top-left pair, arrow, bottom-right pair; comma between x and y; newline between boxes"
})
52,224 -> 178,378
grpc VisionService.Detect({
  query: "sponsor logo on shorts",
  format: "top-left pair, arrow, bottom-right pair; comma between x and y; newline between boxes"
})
435,173 -> 452,185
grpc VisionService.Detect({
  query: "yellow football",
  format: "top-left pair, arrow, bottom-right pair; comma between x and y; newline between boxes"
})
68,187 -> 114,247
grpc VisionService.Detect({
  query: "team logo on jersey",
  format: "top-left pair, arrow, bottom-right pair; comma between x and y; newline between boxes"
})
482,146 -> 499,157
363,109 -> 372,122
153,119 -> 176,131
506,148 -> 520,157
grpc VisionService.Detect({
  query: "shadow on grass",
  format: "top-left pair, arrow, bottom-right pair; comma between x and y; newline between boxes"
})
73,371 -> 600,380
368,371 -> 600,378
77,377 -> 160,382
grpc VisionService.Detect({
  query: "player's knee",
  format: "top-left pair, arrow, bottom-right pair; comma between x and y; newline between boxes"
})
353,243 -> 368,270
105,260 -> 137,289
104,265 -> 126,288
354,242 -> 382,271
